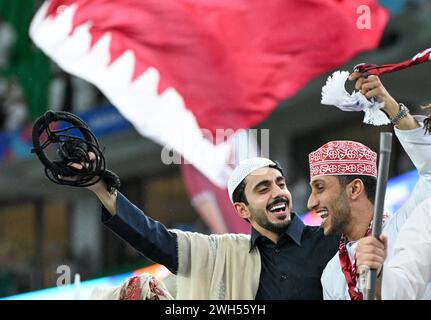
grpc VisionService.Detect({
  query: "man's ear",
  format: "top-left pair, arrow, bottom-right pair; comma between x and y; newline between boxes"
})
234,202 -> 250,219
349,178 -> 365,200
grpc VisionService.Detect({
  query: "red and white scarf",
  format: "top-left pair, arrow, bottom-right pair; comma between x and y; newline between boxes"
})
322,48 -> 431,126
339,214 -> 390,300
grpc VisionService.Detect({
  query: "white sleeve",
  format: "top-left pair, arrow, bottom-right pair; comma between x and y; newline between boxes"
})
394,115 -> 431,178
322,283 -> 333,300
383,116 -> 431,239
382,199 -> 431,299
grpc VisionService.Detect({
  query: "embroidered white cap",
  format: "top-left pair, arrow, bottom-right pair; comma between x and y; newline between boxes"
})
227,157 -> 275,203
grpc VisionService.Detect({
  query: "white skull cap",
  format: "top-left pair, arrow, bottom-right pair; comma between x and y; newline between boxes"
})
227,157 -> 275,203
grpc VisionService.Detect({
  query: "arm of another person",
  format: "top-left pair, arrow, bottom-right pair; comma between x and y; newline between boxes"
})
357,199 -> 431,299
350,73 -> 431,234
381,199 -> 431,299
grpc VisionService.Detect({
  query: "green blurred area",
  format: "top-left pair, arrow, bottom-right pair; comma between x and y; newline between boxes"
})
0,0 -> 50,119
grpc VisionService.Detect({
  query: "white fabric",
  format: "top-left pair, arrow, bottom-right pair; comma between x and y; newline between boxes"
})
90,231 -> 261,300
173,230 -> 261,300
321,116 -> 431,299
382,198 -> 431,299
227,157 -> 275,203
321,71 -> 390,126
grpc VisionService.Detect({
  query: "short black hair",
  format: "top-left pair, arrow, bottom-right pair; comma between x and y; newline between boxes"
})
335,175 -> 377,204
232,162 -> 284,205
424,117 -> 430,135
421,104 -> 431,135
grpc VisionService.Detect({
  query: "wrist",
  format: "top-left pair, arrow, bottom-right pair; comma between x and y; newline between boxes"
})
382,98 -> 400,118
88,180 -> 108,194
390,103 -> 410,126
95,187 -> 118,216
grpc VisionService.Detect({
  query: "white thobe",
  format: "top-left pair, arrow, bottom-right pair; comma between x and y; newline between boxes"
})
321,115 -> 431,300
382,198 -> 431,299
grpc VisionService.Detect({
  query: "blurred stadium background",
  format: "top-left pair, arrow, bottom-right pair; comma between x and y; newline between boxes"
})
0,0 -> 430,299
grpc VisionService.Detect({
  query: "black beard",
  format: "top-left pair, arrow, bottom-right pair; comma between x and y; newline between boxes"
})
326,193 -> 351,236
249,206 -> 291,234
258,218 -> 291,234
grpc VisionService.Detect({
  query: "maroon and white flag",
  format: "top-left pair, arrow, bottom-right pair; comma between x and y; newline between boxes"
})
30,0 -> 388,187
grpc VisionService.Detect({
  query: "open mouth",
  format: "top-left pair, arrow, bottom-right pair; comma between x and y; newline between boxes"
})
316,209 -> 329,225
267,200 -> 289,216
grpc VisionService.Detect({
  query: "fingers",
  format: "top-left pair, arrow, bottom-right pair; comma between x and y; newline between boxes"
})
358,75 -> 379,90
349,72 -> 380,91
68,162 -> 85,170
58,175 -> 72,182
356,235 -> 387,271
359,235 -> 387,252
348,71 -> 362,81
360,81 -> 379,94
357,245 -> 386,261
354,76 -> 366,91
356,255 -> 384,271
349,74 -> 390,102
364,87 -> 384,99
349,72 -> 373,90
57,151 -> 97,182
379,235 -> 388,248
68,151 -> 97,171
356,251 -> 386,269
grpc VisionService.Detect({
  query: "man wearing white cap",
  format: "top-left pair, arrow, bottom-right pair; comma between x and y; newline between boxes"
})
307,73 -> 431,299
226,157 -> 340,299
85,155 -> 340,299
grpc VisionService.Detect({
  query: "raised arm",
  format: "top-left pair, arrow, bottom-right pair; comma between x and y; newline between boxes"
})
66,153 -> 179,274
350,73 -> 431,238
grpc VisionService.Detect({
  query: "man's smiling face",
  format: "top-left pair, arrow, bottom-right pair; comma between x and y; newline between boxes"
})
241,167 -> 293,234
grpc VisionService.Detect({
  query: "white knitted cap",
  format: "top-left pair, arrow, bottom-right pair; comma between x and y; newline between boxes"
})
227,157 -> 275,203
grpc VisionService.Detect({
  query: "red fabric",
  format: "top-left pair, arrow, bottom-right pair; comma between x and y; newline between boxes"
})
119,276 -> 168,300
44,0 -> 388,134
354,48 -> 431,76
119,276 -> 142,300
148,279 -> 167,299
339,234 -> 363,300
308,141 -> 377,179
39,0 -> 388,233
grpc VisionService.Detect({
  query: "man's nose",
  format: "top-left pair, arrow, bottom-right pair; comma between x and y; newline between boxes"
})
307,192 -> 318,210
271,184 -> 286,198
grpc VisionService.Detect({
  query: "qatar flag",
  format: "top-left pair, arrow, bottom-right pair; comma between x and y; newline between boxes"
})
30,0 -> 388,187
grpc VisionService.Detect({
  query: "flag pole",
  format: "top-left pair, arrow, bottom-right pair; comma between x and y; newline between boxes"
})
362,132 -> 392,300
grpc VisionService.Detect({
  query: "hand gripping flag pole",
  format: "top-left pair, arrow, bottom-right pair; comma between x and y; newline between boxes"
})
359,132 -> 392,300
